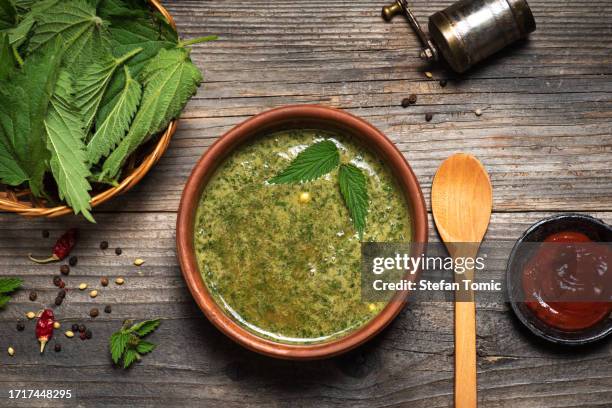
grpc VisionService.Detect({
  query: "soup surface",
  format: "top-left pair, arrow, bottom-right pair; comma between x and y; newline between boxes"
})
194,129 -> 411,344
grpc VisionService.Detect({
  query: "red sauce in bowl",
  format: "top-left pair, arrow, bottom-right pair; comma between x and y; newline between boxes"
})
522,231 -> 611,331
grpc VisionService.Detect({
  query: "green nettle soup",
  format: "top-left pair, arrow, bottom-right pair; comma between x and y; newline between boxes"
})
194,130 -> 411,344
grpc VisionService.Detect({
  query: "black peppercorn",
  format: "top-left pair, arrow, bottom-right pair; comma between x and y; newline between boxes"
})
115,247 -> 122,256
408,94 -> 417,104
69,256 -> 78,266
42,230 -> 50,238
58,289 -> 66,299
439,79 -> 448,87
60,265 -> 70,275
100,241 -> 109,250
104,305 -> 112,314
80,332 -> 87,340
53,276 -> 61,287
401,98 -> 411,108
54,343 -> 61,352
54,296 -> 63,306
89,308 -> 99,318
100,277 -> 109,287
29,291 -> 37,301
85,329 -> 92,339
71,324 -> 79,332
425,112 -> 433,122
16,321 -> 25,331
78,324 -> 86,333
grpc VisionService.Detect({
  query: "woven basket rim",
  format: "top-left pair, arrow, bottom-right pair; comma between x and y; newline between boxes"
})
0,0 -> 178,219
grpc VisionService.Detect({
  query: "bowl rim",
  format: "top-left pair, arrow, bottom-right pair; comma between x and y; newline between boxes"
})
506,213 -> 612,345
176,105 -> 428,359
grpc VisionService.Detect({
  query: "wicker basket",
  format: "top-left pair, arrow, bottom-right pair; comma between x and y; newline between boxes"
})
0,0 -> 178,219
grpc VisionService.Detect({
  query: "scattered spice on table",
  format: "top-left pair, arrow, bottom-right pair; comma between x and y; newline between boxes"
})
90,308 -> 99,318
7,346 -> 15,356
42,230 -> 50,238
58,289 -> 66,299
79,283 -> 88,290
71,324 -> 79,332
54,296 -> 63,306
104,305 -> 112,314
58,281 -> 65,289
101,277 -> 109,287
115,248 -> 122,256
53,276 -> 62,287
36,309 -> 55,353
115,277 -> 125,285
439,79 -> 448,87
53,321 -> 61,329
26,311 -> 36,320
16,321 -> 25,331
475,108 -> 483,116
65,331 -> 74,338
29,228 -> 78,264
79,324 -> 86,333
85,330 -> 93,340
401,98 -> 411,108
134,258 -> 145,266
54,343 -> 61,352
424,71 -> 433,78
425,112 -> 433,122
29,291 -> 37,301
100,241 -> 109,250
90,290 -> 98,298
69,256 -> 78,267
80,332 -> 87,340
60,265 -> 70,275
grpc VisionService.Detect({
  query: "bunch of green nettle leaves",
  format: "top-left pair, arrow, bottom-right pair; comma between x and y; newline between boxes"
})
0,0 -> 215,221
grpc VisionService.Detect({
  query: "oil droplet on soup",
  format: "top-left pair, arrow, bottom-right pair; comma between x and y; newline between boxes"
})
194,130 -> 411,344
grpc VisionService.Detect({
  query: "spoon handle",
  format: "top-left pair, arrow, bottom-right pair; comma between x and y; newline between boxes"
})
455,300 -> 477,407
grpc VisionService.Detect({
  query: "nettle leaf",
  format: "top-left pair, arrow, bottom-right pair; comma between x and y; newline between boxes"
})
110,331 -> 129,363
87,66 -> 142,164
130,319 -> 160,337
74,47 -> 141,132
6,0 -> 58,47
122,348 -> 139,368
28,0 -> 108,62
44,70 -> 94,222
0,277 -> 22,294
0,295 -> 11,308
338,163 -> 369,238
136,341 -> 156,355
0,33 -> 16,81
0,41 -> 62,195
269,140 -> 340,184
0,0 -> 17,30
101,48 -> 202,179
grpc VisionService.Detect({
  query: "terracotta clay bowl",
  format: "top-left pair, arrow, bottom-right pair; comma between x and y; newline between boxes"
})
177,105 -> 428,359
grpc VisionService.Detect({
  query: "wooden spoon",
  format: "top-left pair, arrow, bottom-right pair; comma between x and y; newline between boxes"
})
431,153 -> 492,408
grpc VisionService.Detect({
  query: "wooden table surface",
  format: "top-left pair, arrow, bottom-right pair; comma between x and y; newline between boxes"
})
1,1 -> 611,406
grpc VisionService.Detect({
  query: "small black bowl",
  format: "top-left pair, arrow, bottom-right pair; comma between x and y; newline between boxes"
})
506,214 -> 612,345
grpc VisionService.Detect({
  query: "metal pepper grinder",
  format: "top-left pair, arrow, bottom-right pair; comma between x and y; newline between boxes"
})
382,0 -> 536,73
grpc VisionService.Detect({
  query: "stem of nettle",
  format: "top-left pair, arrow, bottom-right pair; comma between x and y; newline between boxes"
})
178,35 -> 218,48
11,46 -> 23,67
115,47 -> 143,65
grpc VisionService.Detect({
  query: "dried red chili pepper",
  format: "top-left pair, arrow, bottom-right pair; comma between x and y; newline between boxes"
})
36,309 -> 55,353
29,229 -> 78,264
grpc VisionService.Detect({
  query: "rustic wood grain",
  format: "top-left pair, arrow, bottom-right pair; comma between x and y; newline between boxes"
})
1,0 -> 611,407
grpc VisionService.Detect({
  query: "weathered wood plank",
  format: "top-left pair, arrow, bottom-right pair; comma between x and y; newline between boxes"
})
0,212 -> 610,407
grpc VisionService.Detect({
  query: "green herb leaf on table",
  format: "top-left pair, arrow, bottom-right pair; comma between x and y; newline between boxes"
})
44,70 -> 94,222
268,140 -> 340,184
338,163 -> 369,238
0,277 -> 22,308
109,319 -> 160,369
100,47 -> 203,179
88,66 -> 142,164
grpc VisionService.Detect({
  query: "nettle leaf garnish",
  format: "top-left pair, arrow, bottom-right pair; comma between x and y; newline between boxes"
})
269,140 -> 369,238
268,140 -> 340,184
0,277 -> 22,308
109,319 -> 160,369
